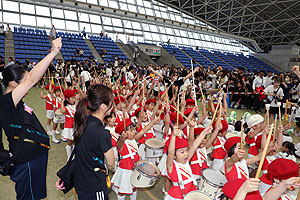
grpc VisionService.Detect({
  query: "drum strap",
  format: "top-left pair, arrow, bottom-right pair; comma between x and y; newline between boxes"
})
262,170 -> 268,174
46,100 -> 53,105
249,143 -> 256,147
173,161 -> 197,193
121,141 -> 137,160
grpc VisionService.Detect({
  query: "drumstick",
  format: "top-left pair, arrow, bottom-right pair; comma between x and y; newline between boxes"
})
289,107 -> 296,125
240,121 -> 244,150
56,78 -> 64,95
255,123 -> 274,179
158,90 -> 168,119
209,100 -> 221,126
265,104 -> 270,126
273,114 -> 277,143
284,100 -> 289,122
170,105 -> 192,123
215,88 -> 223,97
296,190 -> 300,200
176,93 -> 180,127
278,102 -> 282,126
199,83 -> 205,100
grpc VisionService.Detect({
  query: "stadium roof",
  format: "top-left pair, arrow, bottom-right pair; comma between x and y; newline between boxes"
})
159,0 -> 300,51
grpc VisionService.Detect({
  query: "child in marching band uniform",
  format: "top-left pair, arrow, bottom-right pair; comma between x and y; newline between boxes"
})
145,98 -> 157,121
165,125 -> 213,200
189,123 -> 221,184
60,89 -> 77,159
40,83 -> 54,135
245,114 -> 265,158
224,136 -> 264,182
51,86 -> 65,144
104,112 -> 119,172
111,117 -> 159,200
264,158 -> 300,200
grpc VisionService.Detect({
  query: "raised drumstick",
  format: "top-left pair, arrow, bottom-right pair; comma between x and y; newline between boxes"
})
209,98 -> 221,126
240,121 -> 244,150
255,124 -> 274,179
273,114 -> 277,143
265,104 -> 270,126
278,102 -> 282,126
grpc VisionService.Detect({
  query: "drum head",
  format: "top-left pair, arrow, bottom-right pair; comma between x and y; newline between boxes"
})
145,138 -> 164,148
136,160 -> 160,177
202,168 -> 227,186
184,191 -> 211,200
55,109 -> 63,115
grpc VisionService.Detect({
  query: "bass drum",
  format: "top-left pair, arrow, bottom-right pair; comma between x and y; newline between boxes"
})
184,191 -> 211,200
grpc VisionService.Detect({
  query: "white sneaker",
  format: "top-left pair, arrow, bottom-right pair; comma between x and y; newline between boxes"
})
56,130 -> 60,135
52,137 -> 60,144
47,131 -> 52,135
61,136 -> 67,142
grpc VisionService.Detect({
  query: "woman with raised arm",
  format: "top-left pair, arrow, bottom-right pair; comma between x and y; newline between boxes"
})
0,38 -> 62,199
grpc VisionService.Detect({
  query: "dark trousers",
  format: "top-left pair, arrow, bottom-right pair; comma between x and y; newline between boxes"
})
77,188 -> 109,200
253,94 -> 261,111
10,152 -> 48,200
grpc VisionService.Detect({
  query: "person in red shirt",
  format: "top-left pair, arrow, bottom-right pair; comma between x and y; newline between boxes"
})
60,89 -> 77,160
40,82 -> 54,135
165,125 -> 212,200
111,118 -> 159,200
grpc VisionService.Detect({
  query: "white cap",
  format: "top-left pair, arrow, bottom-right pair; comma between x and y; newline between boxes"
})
247,114 -> 264,128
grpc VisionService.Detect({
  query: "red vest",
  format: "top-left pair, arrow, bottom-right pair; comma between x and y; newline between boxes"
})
190,147 -> 209,176
225,159 -> 249,181
212,136 -> 226,159
118,139 -> 139,170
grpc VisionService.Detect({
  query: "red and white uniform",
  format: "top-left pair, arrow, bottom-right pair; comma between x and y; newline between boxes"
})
45,94 -> 54,119
111,139 -> 139,195
146,109 -> 153,121
266,184 -> 297,200
62,104 -> 75,140
225,159 -> 249,181
115,110 -> 129,125
259,155 -> 277,196
129,104 -> 138,117
46,94 -> 54,110
212,136 -> 226,159
105,126 -> 119,171
190,147 -> 209,178
53,97 -> 65,124
245,131 -> 262,157
137,122 -> 155,144
165,160 -> 197,200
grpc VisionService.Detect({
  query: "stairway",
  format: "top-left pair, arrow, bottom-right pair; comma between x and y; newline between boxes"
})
4,35 -> 15,64
156,47 -> 183,68
48,36 -> 64,61
85,39 -> 104,64
180,49 -> 202,67
128,41 -> 158,67
116,40 -> 145,66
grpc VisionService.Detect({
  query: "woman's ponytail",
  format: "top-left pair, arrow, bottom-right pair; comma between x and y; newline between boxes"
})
73,98 -> 88,145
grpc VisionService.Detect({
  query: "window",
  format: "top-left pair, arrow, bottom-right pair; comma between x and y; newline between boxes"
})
79,23 -> 91,32
52,19 -> 65,29
123,20 -> 132,28
37,17 -> 51,28
3,0 -> 19,12
51,8 -> 64,18
99,0 -> 109,7
87,0 -> 98,4
144,1 -> 152,8
119,3 -> 128,11
78,12 -> 89,22
89,14 -> 101,23
91,24 -> 102,34
36,6 -> 50,16
21,14 -> 36,26
108,0 -> 119,9
65,20 -> 78,31
3,12 -> 20,24
64,10 -> 77,20
128,4 -> 136,12
102,16 -> 112,25
20,3 -> 35,14
131,21 -> 140,30
112,18 -> 122,27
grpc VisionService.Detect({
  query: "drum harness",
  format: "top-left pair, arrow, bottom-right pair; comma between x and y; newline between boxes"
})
173,161 -> 198,198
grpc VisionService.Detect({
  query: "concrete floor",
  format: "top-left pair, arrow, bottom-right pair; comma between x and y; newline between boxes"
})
0,88 -> 297,200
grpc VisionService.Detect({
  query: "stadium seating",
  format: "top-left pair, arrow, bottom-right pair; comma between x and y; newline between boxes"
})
14,27 -> 51,64
89,35 -> 128,63
163,44 -> 198,68
56,31 -> 92,62
0,26 -> 4,58
180,46 -> 214,68
198,49 -> 233,69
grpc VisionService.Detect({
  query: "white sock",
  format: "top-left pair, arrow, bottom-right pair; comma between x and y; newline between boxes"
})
66,145 -> 72,160
117,195 -> 126,200
52,130 -> 58,142
130,191 -> 137,200
46,125 -> 51,132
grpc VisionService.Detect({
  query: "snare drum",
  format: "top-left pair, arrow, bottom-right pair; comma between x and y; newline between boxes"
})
184,191 -> 211,200
145,138 -> 164,158
54,109 -> 65,121
130,160 -> 160,188
198,168 -> 227,199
